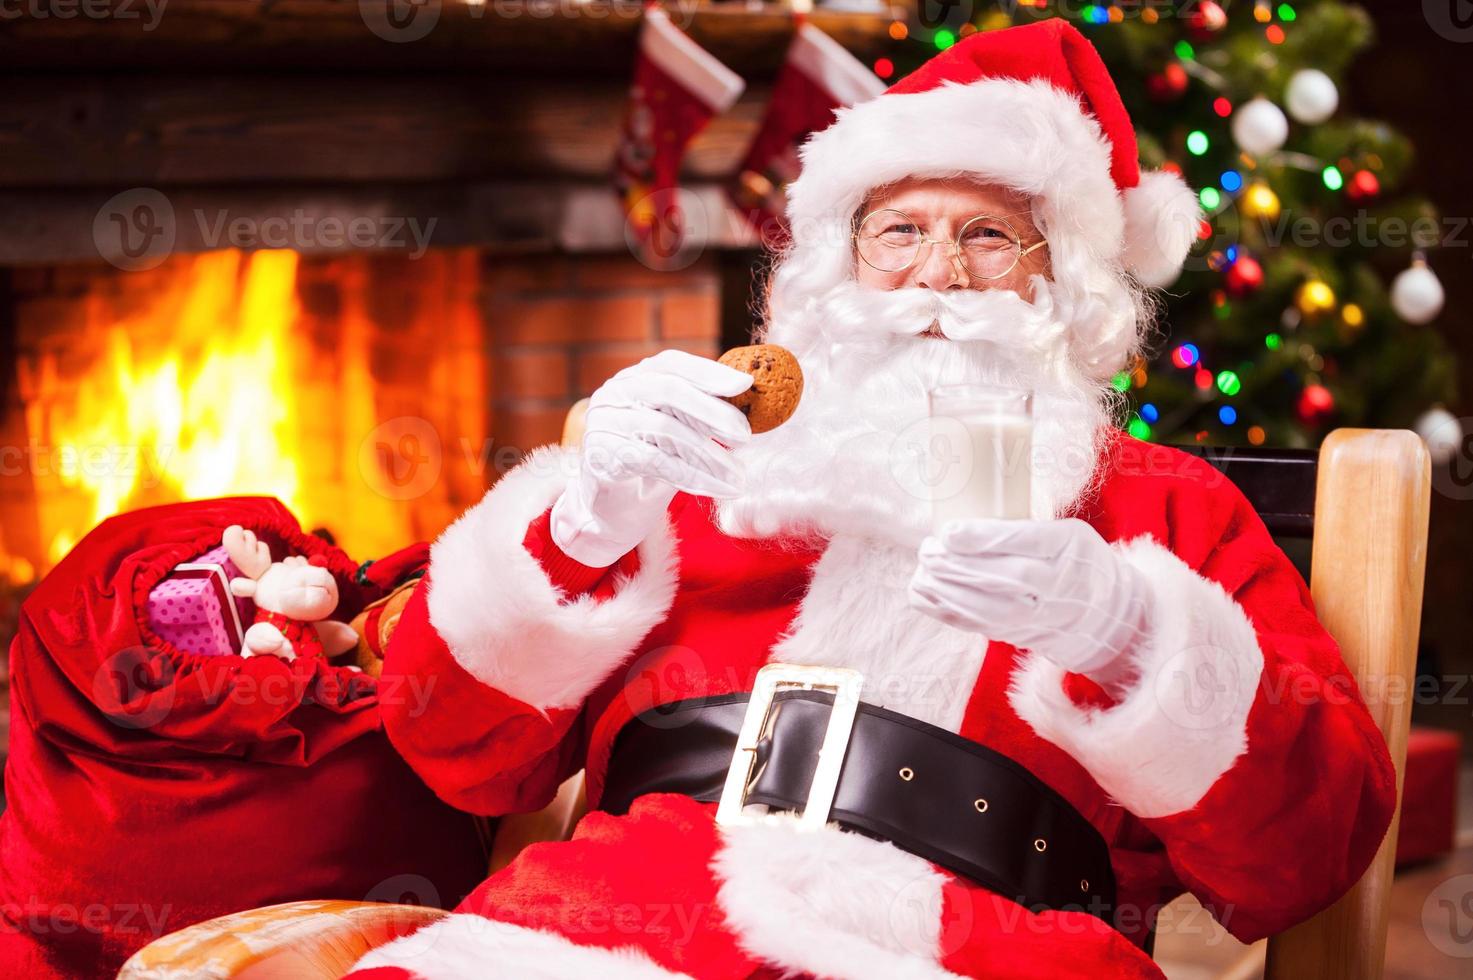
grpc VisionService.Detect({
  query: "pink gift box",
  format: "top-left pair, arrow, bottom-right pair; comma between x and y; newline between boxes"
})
146,544 -> 257,656
192,544 -> 256,625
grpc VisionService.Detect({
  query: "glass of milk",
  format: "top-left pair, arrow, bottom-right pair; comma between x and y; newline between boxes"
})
927,384 -> 1034,531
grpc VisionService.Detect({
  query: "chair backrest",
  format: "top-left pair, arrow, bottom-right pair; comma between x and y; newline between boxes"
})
1179,444 -> 1320,539
1258,429 -> 1429,980
492,420 -> 1431,979
1185,430 -> 1428,979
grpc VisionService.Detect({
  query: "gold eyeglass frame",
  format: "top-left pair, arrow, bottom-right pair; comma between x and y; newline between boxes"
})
852,208 -> 1049,281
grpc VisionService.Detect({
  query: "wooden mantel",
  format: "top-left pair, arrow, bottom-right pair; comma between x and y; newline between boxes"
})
0,0 -> 898,73
0,0 -> 905,261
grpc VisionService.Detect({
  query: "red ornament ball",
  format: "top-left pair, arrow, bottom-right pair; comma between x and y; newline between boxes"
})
1224,255 -> 1264,296
1346,169 -> 1380,201
1188,0 -> 1228,40
1296,383 -> 1335,423
1147,63 -> 1189,102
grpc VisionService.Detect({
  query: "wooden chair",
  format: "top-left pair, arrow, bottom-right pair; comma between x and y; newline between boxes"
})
1186,430 -> 1431,980
117,426 -> 1430,980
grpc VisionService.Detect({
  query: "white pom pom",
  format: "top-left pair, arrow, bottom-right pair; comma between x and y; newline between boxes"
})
1415,406 -> 1461,465
1232,98 -> 1289,157
1285,69 -> 1339,125
1391,262 -> 1445,324
1121,169 -> 1203,288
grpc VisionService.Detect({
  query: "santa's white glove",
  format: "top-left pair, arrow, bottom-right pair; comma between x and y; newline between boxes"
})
908,517 -> 1155,678
550,350 -> 753,568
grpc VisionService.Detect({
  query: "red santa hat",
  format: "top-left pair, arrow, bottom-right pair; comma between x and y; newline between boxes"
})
784,18 -> 1201,289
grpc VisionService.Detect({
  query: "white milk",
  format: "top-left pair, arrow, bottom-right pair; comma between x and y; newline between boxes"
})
930,413 -> 1032,530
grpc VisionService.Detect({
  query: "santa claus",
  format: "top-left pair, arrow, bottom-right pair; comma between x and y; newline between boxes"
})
346,19 -> 1395,980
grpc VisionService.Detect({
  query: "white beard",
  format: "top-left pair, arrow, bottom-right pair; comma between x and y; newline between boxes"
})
702,280 -> 1130,963
715,278 -> 1117,550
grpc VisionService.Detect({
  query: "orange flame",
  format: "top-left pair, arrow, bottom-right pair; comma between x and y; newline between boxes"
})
9,248 -> 486,580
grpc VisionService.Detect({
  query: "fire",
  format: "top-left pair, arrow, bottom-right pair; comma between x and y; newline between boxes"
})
51,252 -> 301,557
36,250 -> 306,568
9,248 -> 487,580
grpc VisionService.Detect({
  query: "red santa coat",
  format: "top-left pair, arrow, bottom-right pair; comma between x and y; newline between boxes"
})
347,428 -> 1396,980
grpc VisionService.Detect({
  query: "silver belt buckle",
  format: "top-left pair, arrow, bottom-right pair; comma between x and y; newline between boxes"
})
715,663 -> 864,831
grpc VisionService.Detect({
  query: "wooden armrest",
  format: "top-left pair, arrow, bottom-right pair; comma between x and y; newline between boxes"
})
117,900 -> 448,980
1264,428 -> 1431,980
489,769 -> 589,875
562,397 -> 590,448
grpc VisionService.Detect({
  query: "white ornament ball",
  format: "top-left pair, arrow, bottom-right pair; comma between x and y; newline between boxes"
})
1232,98 -> 1289,156
1415,406 -> 1462,465
1391,264 -> 1445,324
1285,69 -> 1339,124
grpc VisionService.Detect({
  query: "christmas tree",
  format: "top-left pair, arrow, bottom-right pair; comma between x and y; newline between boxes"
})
884,1 -> 1457,451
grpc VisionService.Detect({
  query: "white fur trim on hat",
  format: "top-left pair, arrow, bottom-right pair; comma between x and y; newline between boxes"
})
425,444 -> 680,711
786,76 -> 1199,287
1006,532 -> 1265,819
351,912 -> 693,979
1122,169 -> 1203,288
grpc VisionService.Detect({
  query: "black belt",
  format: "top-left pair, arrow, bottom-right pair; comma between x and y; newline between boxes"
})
599,689 -> 1117,921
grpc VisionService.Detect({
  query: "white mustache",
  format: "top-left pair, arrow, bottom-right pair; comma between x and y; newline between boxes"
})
809,280 -> 1071,355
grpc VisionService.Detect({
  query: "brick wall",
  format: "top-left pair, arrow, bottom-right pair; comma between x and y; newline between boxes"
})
486,252 -> 723,456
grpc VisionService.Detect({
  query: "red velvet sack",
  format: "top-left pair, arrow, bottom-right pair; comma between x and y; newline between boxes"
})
0,497 -> 486,979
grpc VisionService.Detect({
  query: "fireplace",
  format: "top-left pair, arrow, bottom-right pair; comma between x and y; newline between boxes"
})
0,246 -> 752,579
0,0 -> 897,775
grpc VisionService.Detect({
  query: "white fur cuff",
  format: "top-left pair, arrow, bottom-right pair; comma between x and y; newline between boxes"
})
425,445 -> 680,711
351,912 -> 693,979
1007,533 -> 1265,819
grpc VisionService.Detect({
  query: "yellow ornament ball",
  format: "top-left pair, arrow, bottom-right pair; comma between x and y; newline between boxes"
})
979,10 -> 1012,31
1241,182 -> 1281,221
1296,279 -> 1336,317
1337,302 -> 1366,341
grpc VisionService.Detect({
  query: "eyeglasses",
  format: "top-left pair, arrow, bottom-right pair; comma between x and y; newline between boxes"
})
852,208 -> 1049,281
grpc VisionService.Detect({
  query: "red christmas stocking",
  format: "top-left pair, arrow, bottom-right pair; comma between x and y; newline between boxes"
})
613,3 -> 745,267
727,19 -> 885,248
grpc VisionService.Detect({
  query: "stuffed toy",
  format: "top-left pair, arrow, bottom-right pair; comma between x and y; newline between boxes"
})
347,577 -> 421,677
223,523 -> 359,661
